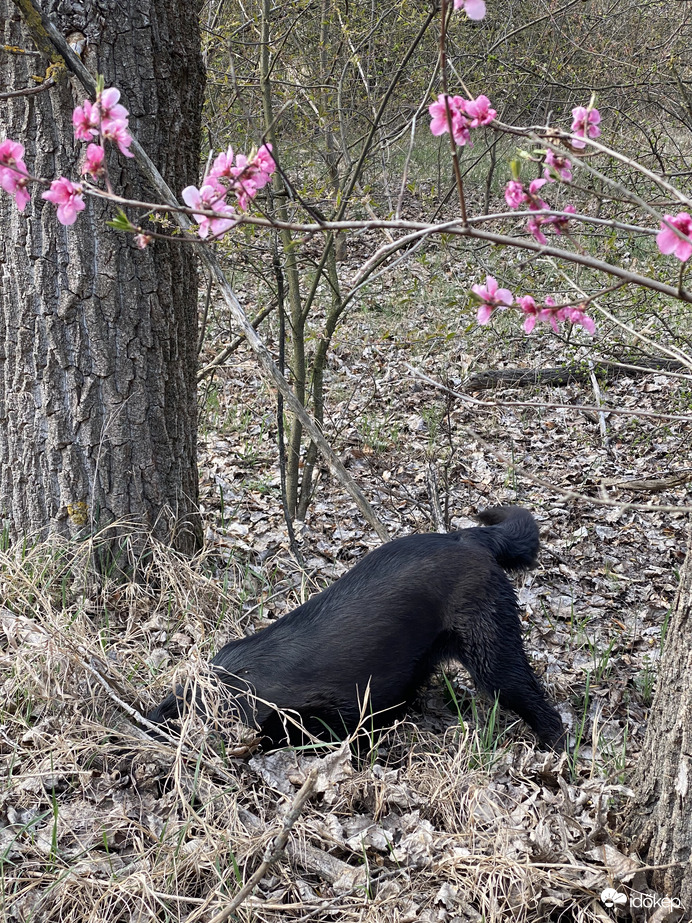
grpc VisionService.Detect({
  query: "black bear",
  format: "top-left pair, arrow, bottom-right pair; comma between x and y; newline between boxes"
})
148,506 -> 565,749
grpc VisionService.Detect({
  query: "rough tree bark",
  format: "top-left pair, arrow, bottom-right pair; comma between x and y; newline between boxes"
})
627,523 -> 692,910
0,0 -> 204,554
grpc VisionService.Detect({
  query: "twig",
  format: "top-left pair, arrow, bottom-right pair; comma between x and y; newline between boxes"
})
204,768 -> 319,923
0,76 -> 55,99
600,471 -> 692,493
465,361 -> 692,390
587,360 -> 608,448
439,0 -> 467,224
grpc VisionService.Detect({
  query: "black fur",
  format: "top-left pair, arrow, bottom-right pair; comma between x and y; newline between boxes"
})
148,506 -> 565,749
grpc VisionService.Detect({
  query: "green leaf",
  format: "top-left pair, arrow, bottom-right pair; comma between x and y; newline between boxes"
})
107,210 -> 135,232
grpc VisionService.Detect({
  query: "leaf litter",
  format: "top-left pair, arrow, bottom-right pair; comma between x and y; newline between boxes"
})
2,248 -> 690,921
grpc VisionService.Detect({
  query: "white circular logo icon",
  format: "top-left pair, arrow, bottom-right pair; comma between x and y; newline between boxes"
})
601,888 -> 627,908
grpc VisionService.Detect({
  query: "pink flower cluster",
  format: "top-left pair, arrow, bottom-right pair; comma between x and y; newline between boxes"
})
656,212 -> 692,262
182,143 -> 275,240
570,106 -> 601,149
504,176 -> 576,244
429,94 -> 496,147
453,0 -> 486,19
505,177 -> 549,210
82,143 -> 105,180
2,76 -> 273,241
73,86 -> 133,159
40,86 -> 136,226
516,294 -> 595,335
528,205 -> 577,245
0,139 -> 30,211
500,105 -> 601,244
471,276 -> 596,335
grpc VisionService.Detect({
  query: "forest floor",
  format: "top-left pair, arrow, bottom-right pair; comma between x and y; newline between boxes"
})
2,235 -> 691,922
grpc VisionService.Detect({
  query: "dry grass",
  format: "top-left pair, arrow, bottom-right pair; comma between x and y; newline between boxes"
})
1,530 -> 634,923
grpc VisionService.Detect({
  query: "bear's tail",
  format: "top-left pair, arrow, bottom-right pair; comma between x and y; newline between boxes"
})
462,506 -> 539,570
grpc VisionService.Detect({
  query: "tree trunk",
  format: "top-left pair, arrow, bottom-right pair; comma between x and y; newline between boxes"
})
0,0 -> 205,555
626,522 -> 692,908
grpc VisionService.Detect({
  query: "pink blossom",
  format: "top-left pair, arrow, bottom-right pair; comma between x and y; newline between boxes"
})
516,292 -> 596,337
230,151 -> 271,205
471,275 -> 513,325
453,0 -> 486,18
571,106 -> 601,149
254,143 -> 275,176
208,146 -> 234,180
74,88 -> 132,157
228,156 -> 256,210
527,216 -> 547,245
516,295 -> 540,333
0,138 -> 30,211
560,304 -> 596,335
233,185 -> 255,212
81,143 -> 105,178
5,179 -> 30,211
656,212 -> 692,262
0,138 -> 26,170
540,296 -> 560,333
429,95 -> 452,136
203,176 -> 230,204
208,144 -> 275,211
527,178 -> 549,210
450,112 -> 471,147
99,88 -> 128,122
544,149 -> 572,182
504,177 -> 575,244
231,147 -> 278,205
135,233 -> 153,249
102,118 -> 133,158
504,180 -> 526,209
518,294 -> 561,334
545,203 -> 576,235
505,178 -> 549,213
182,183 -> 236,239
248,166 -> 271,192
428,94 -> 472,146
42,177 -> 86,225
73,99 -> 100,141
463,94 -> 496,127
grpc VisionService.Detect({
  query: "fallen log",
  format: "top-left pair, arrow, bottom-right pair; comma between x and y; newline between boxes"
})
466,358 -> 685,391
